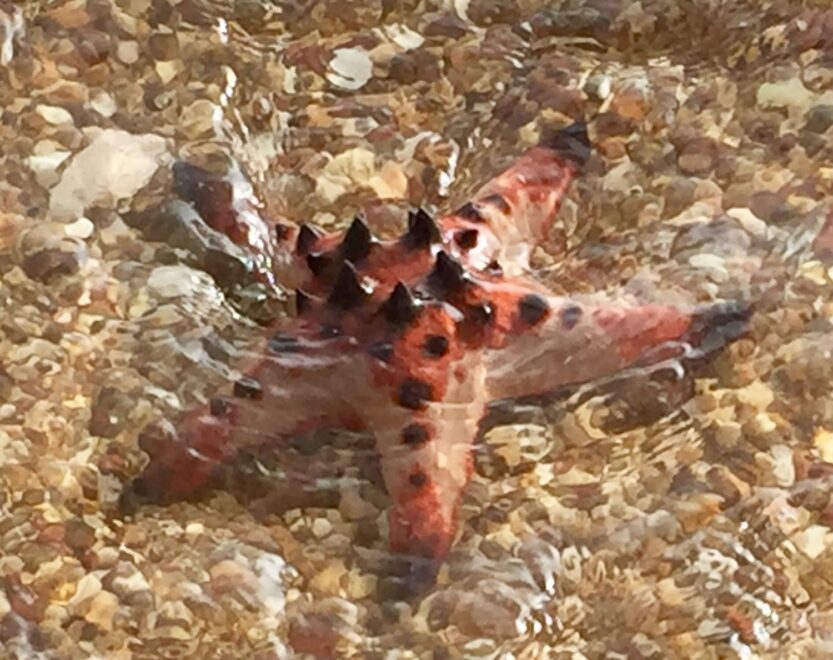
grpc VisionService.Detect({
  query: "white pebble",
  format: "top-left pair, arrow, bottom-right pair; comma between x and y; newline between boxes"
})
36,104 -> 73,125
64,217 -> 94,239
312,518 -> 333,538
327,48 -> 372,90
148,264 -> 211,299
757,78 -> 814,111
90,91 -> 117,118
116,40 -> 139,64
49,129 -> 170,219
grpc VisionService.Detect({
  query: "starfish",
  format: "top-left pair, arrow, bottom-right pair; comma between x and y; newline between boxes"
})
124,123 -> 749,561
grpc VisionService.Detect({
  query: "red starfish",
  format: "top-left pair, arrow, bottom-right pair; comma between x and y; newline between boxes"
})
124,124 -> 748,561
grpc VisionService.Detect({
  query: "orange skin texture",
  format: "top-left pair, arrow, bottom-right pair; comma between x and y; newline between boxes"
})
126,125 -> 747,562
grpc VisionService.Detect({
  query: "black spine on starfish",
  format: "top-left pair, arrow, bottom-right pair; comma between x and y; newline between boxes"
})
328,261 -> 371,309
306,253 -> 332,278
341,216 -> 373,262
403,208 -> 440,250
383,281 -> 420,326
296,224 -> 321,256
429,251 -> 467,295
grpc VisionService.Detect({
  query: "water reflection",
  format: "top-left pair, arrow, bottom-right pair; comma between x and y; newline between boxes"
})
2,0 -> 833,657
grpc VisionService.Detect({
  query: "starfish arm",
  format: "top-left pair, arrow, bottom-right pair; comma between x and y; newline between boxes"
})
171,161 -> 285,283
365,364 -> 487,561
440,122 -> 590,273
124,336 -> 365,505
484,295 -> 749,402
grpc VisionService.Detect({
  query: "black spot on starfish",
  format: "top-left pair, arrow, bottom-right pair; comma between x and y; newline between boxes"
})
409,470 -> 428,488
455,201 -> 484,223
518,293 -> 550,326
209,397 -> 230,416
401,423 -> 429,446
397,378 -> 433,410
486,259 -> 503,276
454,228 -> 478,250
233,377 -> 263,400
561,304 -> 583,330
423,334 -> 449,357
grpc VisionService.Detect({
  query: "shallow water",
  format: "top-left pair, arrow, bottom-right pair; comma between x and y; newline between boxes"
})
2,0 -> 833,658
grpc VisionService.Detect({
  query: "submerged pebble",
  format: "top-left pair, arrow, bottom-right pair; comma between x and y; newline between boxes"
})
0,1 -> 831,658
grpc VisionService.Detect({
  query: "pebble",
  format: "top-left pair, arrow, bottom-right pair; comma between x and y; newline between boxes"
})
757,77 -> 814,110
388,49 -> 441,85
88,386 -> 134,438
27,151 -> 72,188
770,444 -> 796,487
310,560 -> 347,595
814,429 -> 833,463
209,560 -> 259,595
339,486 -> 377,521
792,525 -> 831,560
345,570 -> 377,599
49,130 -> 170,219
116,40 -> 140,64
185,522 -> 204,538
725,207 -> 767,237
69,573 -> 103,609
149,264 -> 211,299
368,160 -> 408,199
90,91 -> 117,118
678,137 -> 718,175
180,99 -> 218,139
688,253 -> 729,281
0,212 -> 24,253
155,59 -> 183,85
149,31 -> 179,59
806,104 -> 833,133
36,104 -> 74,126
327,48 -> 373,90
584,74 -> 612,101
20,241 -> 87,283
0,591 -> 10,619
64,217 -> 94,239
311,518 -> 333,538
64,519 -> 96,553
84,590 -> 119,630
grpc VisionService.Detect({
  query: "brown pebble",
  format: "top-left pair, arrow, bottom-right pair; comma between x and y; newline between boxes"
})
4,576 -> 46,623
65,519 -> 96,553
148,32 -> 180,60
